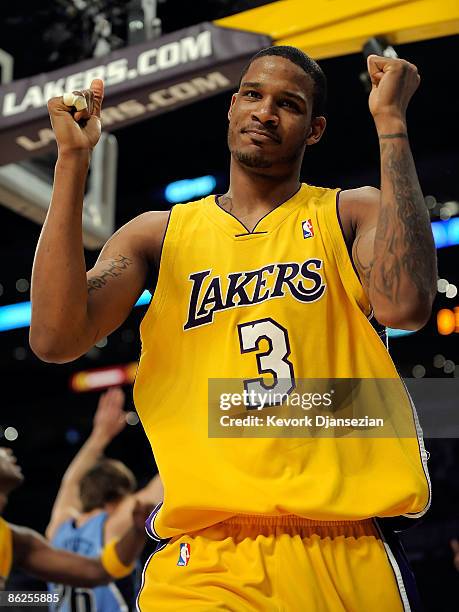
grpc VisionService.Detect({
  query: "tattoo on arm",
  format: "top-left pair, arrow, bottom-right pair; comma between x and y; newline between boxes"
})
379,133 -> 408,140
373,141 -> 436,304
87,254 -> 133,293
352,233 -> 373,289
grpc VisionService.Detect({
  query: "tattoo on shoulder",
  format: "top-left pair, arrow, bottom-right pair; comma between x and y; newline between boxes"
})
87,254 -> 133,293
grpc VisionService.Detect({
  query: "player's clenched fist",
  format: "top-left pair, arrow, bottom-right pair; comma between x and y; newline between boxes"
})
47,79 -> 104,155
367,55 -> 420,123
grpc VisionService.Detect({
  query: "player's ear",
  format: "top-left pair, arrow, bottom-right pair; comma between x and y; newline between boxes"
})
306,116 -> 326,146
228,93 -> 237,121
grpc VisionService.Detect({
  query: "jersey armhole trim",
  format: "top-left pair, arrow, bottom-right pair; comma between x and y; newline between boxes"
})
324,190 -> 371,316
139,207 -> 182,336
336,194 -> 362,283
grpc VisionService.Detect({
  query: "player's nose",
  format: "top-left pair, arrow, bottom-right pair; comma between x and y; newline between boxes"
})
252,98 -> 279,126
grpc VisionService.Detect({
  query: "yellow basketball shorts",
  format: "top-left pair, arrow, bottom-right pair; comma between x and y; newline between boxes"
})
138,514 -> 419,611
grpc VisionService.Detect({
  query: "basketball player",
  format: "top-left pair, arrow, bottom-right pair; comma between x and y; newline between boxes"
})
46,387 -> 163,611
31,46 -> 437,610
0,447 -> 149,592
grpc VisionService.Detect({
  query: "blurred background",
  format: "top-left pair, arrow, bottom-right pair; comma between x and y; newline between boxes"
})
0,1 -> 458,609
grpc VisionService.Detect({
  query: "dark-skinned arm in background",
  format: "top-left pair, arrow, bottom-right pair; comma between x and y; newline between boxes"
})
11,501 -> 149,586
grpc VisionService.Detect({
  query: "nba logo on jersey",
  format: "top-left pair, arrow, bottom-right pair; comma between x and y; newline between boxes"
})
302,219 -> 314,239
177,543 -> 190,566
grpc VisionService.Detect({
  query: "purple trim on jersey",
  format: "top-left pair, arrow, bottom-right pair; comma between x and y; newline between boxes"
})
135,537 -> 170,612
214,194 -> 251,234
145,502 -> 163,542
335,191 -> 390,345
234,231 -> 268,237
375,518 -> 424,611
335,190 -> 361,283
215,184 -> 302,235
147,208 -> 173,300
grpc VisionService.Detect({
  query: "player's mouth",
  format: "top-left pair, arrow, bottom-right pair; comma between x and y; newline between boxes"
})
242,128 -> 280,143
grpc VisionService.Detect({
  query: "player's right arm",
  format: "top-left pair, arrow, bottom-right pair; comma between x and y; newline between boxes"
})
30,80 -> 168,363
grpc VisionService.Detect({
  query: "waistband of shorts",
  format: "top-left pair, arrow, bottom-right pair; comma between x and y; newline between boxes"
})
221,514 -> 376,528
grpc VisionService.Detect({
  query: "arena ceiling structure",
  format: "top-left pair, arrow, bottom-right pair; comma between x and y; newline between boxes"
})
0,2 -> 458,606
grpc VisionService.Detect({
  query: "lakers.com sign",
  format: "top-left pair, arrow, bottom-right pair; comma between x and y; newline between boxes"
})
0,23 -> 271,165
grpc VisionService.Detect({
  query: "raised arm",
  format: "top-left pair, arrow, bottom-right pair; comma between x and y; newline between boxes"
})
46,388 -> 127,540
350,55 -> 437,330
30,79 -> 168,363
12,505 -> 148,587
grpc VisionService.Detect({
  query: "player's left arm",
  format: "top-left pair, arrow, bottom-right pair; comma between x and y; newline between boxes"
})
350,55 -> 437,330
11,524 -> 111,586
11,505 -> 148,586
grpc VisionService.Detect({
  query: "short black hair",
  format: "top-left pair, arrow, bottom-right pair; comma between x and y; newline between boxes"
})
239,46 -> 327,118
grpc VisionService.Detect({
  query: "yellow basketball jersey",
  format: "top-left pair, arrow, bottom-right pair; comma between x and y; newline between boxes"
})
134,183 -> 430,539
0,517 -> 13,581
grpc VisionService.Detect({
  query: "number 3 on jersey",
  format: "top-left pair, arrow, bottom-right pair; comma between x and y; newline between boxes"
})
237,318 -> 295,408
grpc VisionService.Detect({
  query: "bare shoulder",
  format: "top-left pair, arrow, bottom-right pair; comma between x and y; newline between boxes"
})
340,186 -> 380,208
119,210 -> 170,234
100,210 -> 170,267
111,210 -> 170,248
339,187 -> 381,239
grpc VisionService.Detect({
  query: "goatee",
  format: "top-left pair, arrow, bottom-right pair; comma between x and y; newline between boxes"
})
233,149 -> 272,168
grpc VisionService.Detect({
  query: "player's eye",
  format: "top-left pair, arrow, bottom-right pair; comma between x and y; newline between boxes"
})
245,90 -> 261,99
280,99 -> 299,110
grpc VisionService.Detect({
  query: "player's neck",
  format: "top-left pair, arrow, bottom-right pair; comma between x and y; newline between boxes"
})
226,158 -> 301,216
77,507 -> 105,526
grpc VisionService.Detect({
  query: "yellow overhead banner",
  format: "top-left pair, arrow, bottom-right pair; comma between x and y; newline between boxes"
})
216,0 -> 459,59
